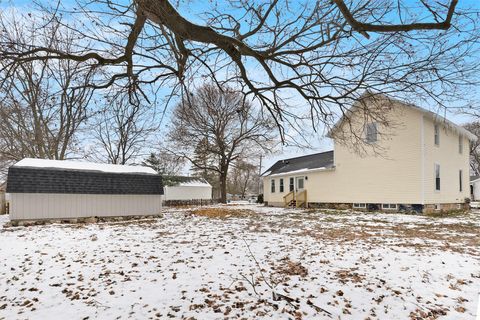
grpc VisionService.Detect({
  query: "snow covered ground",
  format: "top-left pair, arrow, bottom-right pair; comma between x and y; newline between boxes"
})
0,205 -> 479,320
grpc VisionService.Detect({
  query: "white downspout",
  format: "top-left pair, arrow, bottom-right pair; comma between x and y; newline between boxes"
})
420,115 -> 425,205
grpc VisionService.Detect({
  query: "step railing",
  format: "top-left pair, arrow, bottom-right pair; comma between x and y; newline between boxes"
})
283,191 -> 295,207
296,190 -> 308,208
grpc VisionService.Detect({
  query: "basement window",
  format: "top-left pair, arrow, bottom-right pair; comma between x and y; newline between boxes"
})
353,203 -> 366,209
382,203 -> 397,210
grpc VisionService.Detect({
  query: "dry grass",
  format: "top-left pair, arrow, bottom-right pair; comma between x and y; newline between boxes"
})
187,207 -> 256,219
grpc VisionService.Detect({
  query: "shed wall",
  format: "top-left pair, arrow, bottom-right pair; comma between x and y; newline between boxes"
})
164,186 -> 212,201
9,193 -> 162,220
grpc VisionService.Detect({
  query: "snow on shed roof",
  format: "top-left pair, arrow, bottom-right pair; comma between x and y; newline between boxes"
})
163,176 -> 211,187
13,158 -> 157,175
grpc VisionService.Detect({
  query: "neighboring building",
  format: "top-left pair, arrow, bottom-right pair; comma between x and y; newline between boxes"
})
163,176 -> 212,201
6,158 -> 163,220
470,175 -> 480,202
0,181 -> 6,215
263,93 -> 475,213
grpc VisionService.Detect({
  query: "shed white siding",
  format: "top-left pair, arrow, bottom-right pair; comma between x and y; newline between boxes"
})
164,186 -> 212,201
8,193 -> 162,220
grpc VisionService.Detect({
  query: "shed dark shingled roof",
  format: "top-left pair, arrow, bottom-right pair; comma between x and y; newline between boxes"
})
263,150 -> 334,176
6,167 -> 163,195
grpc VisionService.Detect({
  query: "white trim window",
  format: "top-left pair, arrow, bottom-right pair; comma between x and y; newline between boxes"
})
434,124 -> 440,146
270,179 -> 275,193
289,177 -> 294,192
279,178 -> 284,193
365,123 -> 378,143
353,203 -> 366,208
459,135 -> 463,154
435,164 -> 441,191
382,203 -> 397,210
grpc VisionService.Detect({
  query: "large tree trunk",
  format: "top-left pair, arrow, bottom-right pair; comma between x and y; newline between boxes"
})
219,163 -> 228,203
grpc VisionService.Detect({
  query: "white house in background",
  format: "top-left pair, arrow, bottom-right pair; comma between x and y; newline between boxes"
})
0,181 -> 6,215
263,92 -> 475,213
470,175 -> 480,202
6,158 -> 163,221
163,176 -> 212,202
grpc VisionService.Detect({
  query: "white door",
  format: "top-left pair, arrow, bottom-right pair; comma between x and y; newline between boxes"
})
295,177 -> 304,192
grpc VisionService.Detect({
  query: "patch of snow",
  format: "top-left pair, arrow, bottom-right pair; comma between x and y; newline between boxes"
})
176,181 -> 211,187
0,205 -> 478,319
13,158 -> 157,175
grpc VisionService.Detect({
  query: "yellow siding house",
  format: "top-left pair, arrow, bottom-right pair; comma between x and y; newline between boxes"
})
263,93 -> 476,213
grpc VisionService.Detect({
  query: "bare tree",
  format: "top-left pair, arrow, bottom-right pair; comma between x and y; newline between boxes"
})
0,15 -> 95,167
142,152 -> 185,175
169,84 -> 275,203
227,159 -> 258,199
91,94 -> 159,164
0,1 -> 478,144
464,122 -> 480,176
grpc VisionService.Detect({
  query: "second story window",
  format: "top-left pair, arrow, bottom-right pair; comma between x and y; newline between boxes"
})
365,123 -> 377,143
279,178 -> 284,193
435,164 -> 441,191
271,179 -> 275,193
434,124 -> 440,146
459,135 -> 463,154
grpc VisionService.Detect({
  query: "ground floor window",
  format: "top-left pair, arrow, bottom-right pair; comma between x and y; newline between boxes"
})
353,203 -> 366,208
435,164 -> 441,191
382,203 -> 397,210
279,178 -> 284,193
459,170 -> 463,192
289,177 -> 294,192
271,179 -> 275,193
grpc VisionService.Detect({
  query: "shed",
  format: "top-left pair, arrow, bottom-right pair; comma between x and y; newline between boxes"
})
6,158 -> 163,221
163,176 -> 212,201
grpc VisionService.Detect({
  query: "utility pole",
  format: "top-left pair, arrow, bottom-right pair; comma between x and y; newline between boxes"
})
257,154 -> 263,194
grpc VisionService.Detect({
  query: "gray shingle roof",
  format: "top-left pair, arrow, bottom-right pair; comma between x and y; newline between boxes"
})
6,166 -> 163,195
263,151 -> 334,176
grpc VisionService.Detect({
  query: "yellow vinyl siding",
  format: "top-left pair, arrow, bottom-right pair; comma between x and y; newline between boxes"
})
264,98 -> 471,206
423,119 -> 470,203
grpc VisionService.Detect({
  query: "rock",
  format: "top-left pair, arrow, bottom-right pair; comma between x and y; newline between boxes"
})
84,217 -> 97,223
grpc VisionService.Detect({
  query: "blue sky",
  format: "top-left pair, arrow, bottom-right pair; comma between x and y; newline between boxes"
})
2,0 -> 480,171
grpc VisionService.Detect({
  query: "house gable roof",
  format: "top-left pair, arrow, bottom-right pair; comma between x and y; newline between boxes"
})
263,150 -> 334,176
328,91 -> 477,141
6,159 -> 163,195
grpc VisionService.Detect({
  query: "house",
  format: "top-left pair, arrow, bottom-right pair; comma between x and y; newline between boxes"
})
6,158 -> 163,221
470,175 -> 480,202
163,176 -> 212,202
0,181 -> 6,215
263,93 -> 475,213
